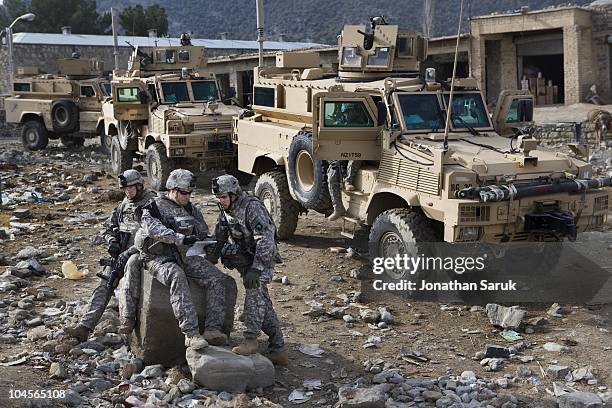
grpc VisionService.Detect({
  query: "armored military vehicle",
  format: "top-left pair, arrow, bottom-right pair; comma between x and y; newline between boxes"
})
103,44 -> 242,190
4,57 -> 110,151
233,18 -> 612,272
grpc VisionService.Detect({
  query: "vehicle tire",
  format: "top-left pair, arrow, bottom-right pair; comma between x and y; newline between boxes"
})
99,130 -> 112,155
369,209 -> 439,285
254,170 -> 300,239
51,100 -> 78,133
287,131 -> 332,210
60,135 -> 84,147
118,120 -> 138,150
21,120 -> 49,151
146,143 -> 173,191
110,136 -> 132,175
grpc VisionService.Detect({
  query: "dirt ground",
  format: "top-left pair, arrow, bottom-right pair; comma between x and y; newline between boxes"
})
1,136 -> 611,407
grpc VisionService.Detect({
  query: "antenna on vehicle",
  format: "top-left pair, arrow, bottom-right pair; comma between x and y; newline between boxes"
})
256,0 -> 265,67
443,0 -> 465,152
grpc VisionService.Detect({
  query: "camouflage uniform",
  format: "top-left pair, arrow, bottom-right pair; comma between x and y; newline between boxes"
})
214,192 -> 284,352
79,189 -> 156,331
138,195 -> 228,337
327,160 -> 361,209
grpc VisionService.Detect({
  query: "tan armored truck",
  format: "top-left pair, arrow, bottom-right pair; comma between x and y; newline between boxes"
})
103,44 -> 242,190
233,19 -> 612,271
4,57 -> 110,151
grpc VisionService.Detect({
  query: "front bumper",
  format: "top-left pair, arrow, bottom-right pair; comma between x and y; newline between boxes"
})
446,190 -> 611,242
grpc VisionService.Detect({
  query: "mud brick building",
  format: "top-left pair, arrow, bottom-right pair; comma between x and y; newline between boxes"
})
470,1 -> 612,105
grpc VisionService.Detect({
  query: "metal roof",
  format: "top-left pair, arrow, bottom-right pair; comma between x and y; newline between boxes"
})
12,32 -> 325,50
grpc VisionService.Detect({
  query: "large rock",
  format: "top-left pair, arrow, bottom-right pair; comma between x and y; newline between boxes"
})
130,268 -> 237,366
558,392 -> 603,408
485,303 -> 526,329
337,384 -> 390,408
186,346 -> 274,393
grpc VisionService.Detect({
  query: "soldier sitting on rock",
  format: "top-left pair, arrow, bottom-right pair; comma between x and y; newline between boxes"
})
65,170 -> 156,342
210,175 -> 288,365
134,169 -> 230,350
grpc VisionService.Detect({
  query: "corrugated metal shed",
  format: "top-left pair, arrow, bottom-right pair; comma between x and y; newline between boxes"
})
12,32 -> 325,50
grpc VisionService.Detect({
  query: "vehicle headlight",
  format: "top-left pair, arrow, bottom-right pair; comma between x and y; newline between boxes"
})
167,120 -> 184,134
172,148 -> 185,156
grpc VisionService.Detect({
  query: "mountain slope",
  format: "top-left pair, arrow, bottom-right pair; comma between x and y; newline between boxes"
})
96,0 -> 591,43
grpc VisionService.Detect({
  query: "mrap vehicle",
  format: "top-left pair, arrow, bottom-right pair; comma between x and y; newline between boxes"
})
232,18 -> 611,275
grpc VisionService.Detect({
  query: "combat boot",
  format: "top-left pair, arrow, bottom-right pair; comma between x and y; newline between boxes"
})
185,334 -> 208,350
327,207 -> 346,221
232,338 -> 259,355
267,348 -> 289,366
118,319 -> 135,335
65,324 -> 91,342
203,329 -> 228,346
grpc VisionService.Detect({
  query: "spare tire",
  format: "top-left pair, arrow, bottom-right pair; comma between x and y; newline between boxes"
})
286,131 -> 332,210
51,100 -> 79,133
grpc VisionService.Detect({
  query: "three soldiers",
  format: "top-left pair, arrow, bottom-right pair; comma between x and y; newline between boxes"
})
65,170 -> 156,341
69,169 -> 287,365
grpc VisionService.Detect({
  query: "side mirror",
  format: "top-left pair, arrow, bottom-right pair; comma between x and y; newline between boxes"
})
376,101 -> 387,127
517,99 -> 533,122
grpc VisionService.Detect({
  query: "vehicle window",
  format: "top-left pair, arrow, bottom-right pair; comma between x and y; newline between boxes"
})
505,98 -> 533,123
117,87 -> 142,103
13,83 -> 31,92
397,37 -> 414,57
101,83 -> 111,96
156,49 -> 176,64
161,82 -> 189,103
178,50 -> 190,62
80,85 -> 95,97
367,47 -> 390,67
397,94 -> 443,131
323,101 -> 374,127
253,86 -> 275,107
443,93 -> 491,128
192,80 -> 219,101
341,47 -> 362,67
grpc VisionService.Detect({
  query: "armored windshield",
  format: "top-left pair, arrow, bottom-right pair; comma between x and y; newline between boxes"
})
397,94 -> 444,131
161,82 -> 190,103
191,80 -> 219,101
443,92 -> 491,129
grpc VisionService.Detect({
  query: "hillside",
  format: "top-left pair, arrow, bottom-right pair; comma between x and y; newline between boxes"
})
96,0 -> 592,43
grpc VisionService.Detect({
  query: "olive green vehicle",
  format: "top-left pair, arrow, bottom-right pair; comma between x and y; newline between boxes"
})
103,44 -> 242,190
233,18 -> 612,270
4,58 -> 110,151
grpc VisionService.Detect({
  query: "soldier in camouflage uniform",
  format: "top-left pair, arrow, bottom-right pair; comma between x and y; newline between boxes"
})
211,175 -> 288,365
137,169 -> 229,350
327,160 -> 362,221
65,170 -> 155,342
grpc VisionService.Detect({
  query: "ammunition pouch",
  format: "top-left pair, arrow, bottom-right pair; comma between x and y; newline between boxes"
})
220,242 -> 254,271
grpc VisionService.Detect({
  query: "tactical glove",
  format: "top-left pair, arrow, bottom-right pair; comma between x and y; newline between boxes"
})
243,268 -> 261,289
107,241 -> 121,258
182,235 -> 198,245
117,250 -> 131,270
